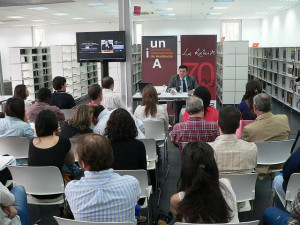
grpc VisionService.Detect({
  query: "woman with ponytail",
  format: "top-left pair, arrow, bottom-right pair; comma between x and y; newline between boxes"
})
170,141 -> 239,223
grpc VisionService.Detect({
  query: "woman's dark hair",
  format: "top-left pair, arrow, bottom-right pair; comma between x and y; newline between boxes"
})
5,98 -> 25,121
35,110 -> 58,137
104,108 -> 137,143
142,85 -> 158,117
13,84 -> 28,100
193,86 -> 211,115
244,81 -> 262,118
177,141 -> 232,223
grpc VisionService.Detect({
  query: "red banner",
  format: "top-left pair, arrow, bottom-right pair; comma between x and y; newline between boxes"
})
142,36 -> 177,86
181,35 -> 217,100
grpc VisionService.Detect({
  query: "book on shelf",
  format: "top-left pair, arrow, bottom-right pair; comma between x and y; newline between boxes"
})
277,62 -> 279,72
281,90 -> 285,100
287,92 -> 293,106
274,73 -> 278,84
282,77 -> 286,87
264,71 -> 267,80
276,48 -> 279,59
282,64 -> 286,74
296,99 -> 300,110
287,64 -> 294,75
298,50 -> 300,61
283,49 -> 286,59
275,87 -> 278,95
289,79 -> 294,91
291,50 -> 295,60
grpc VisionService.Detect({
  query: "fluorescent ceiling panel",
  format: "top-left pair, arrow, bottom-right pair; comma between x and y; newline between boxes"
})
150,0 -> 170,4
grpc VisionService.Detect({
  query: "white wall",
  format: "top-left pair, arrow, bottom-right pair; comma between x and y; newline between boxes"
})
0,27 -> 33,81
242,20 -> 262,46
261,4 -> 300,47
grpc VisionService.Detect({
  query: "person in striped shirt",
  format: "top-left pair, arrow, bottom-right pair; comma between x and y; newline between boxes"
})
65,133 -> 141,224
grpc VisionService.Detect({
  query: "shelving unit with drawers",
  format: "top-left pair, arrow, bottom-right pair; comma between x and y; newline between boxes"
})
249,47 -> 300,112
216,41 -> 249,104
10,47 -> 52,102
132,44 -> 142,93
51,45 -> 98,100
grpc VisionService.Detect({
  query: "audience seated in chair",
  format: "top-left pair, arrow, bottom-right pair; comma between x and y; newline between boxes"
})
209,106 -> 257,173
262,191 -> 300,225
182,86 -> 218,122
242,93 -> 290,178
60,105 -> 93,139
91,105 -> 145,139
87,84 -> 102,106
65,133 -> 140,224
0,183 -> 30,225
273,146 -> 300,200
237,80 -> 262,120
26,88 -> 65,122
169,141 -> 238,223
13,84 -> 32,107
50,76 -> 76,109
0,97 -> 34,140
171,97 -> 219,154
134,85 -> 169,132
28,110 -> 76,195
101,76 -> 126,110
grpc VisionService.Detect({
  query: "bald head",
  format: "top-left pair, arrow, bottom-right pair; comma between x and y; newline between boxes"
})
186,96 -> 203,115
253,93 -> 272,113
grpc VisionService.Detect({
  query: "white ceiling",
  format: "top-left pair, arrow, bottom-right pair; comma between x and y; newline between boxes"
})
0,0 -> 299,28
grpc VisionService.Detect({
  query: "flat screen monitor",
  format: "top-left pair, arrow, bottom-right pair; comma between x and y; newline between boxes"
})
76,31 -> 126,62
138,82 -> 152,93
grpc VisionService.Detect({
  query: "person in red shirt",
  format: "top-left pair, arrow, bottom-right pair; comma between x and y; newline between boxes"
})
87,84 -> 102,106
182,86 -> 218,122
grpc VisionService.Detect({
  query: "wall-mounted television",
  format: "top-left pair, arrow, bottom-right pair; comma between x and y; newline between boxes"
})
76,31 -> 126,62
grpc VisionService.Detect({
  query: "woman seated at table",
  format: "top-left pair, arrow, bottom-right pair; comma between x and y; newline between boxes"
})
105,108 -> 146,170
237,80 -> 262,120
134,85 -> 169,132
60,105 -> 93,139
28,110 -> 75,198
183,86 -> 218,122
13,84 -> 32,107
0,97 -> 34,140
170,141 -> 239,223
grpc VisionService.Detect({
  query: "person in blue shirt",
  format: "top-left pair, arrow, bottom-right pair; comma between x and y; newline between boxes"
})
0,97 -> 34,140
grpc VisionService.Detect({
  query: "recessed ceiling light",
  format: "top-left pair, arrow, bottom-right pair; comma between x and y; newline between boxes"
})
13,25 -> 24,26
214,0 -> 234,2
256,12 -> 269,14
72,17 -> 85,20
210,7 -> 229,9
164,17 -> 176,20
88,2 -> 107,7
27,7 -> 48,10
150,0 -> 170,4
86,21 -> 97,23
7,16 -> 24,19
105,10 -> 118,13
156,8 -> 173,11
30,20 -> 44,22
53,13 -> 69,16
207,12 -> 222,15
161,13 -> 176,16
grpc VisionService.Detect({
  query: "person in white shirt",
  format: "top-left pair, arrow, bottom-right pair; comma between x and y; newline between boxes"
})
92,105 -> 145,139
101,77 -> 126,110
134,85 -> 169,132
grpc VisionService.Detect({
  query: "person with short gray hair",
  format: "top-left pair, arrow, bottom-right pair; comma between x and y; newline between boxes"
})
186,97 -> 203,115
253,93 -> 272,112
172,96 -> 219,153
242,93 -> 290,178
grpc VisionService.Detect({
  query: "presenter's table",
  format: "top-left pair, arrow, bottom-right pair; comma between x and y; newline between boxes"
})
132,92 -> 191,101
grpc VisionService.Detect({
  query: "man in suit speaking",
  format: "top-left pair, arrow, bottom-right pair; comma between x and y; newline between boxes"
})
167,65 -> 199,124
102,40 -> 113,51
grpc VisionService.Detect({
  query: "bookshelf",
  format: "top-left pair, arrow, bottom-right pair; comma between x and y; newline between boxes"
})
10,47 -> 52,102
249,47 -> 300,112
132,44 -> 142,93
216,41 -> 249,104
51,45 -> 98,100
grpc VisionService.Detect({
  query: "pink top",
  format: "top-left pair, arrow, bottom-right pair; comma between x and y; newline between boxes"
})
183,106 -> 219,122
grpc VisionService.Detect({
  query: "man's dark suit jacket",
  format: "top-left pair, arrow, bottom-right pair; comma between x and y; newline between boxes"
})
102,44 -> 113,50
167,74 -> 199,92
